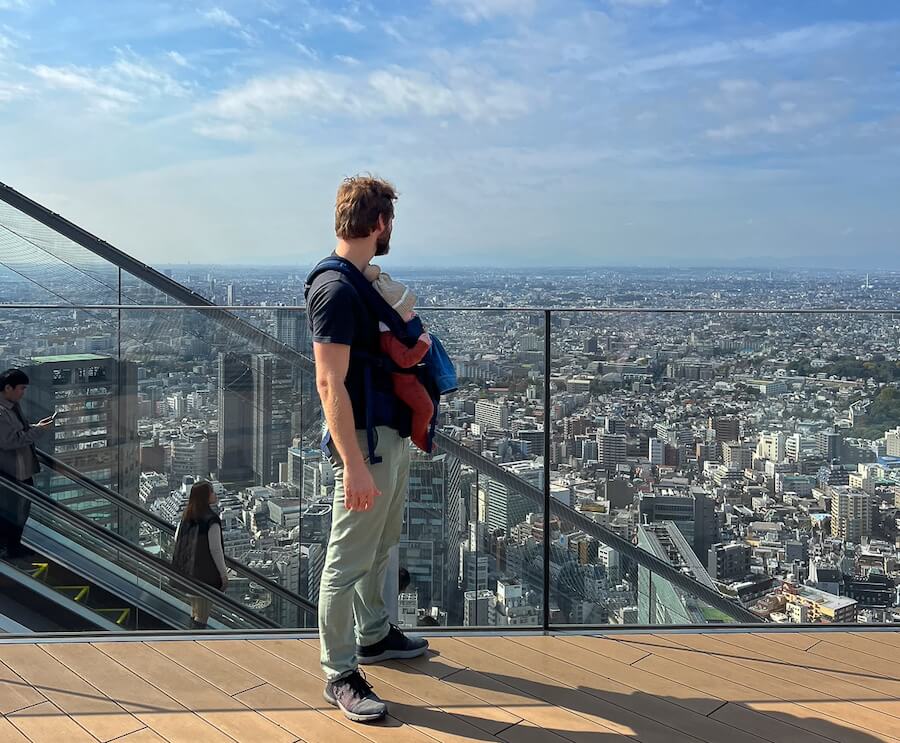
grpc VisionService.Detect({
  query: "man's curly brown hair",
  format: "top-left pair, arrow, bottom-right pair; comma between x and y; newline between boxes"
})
334,175 -> 397,240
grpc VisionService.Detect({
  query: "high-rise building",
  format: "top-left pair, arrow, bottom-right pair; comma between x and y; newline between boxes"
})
648,438 -> 665,466
707,542 -> 751,582
169,433 -> 209,483
830,487 -> 872,543
274,308 -> 318,440
518,333 -> 541,352
486,460 -> 543,536
786,433 -> 803,462
402,452 -> 462,616
251,353 -> 294,485
25,354 -> 138,532
217,352 -> 253,483
463,589 -> 495,626
494,578 -> 539,626
639,487 -> 718,560
475,400 -> 510,430
756,431 -> 786,462
656,421 -> 693,450
226,282 -> 237,306
597,433 -> 627,469
460,521 -> 489,592
274,307 -> 310,352
708,416 -> 740,443
818,429 -> 842,464
886,427 -> 900,457
722,442 -> 752,472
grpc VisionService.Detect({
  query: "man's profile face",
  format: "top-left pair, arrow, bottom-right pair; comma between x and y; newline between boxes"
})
375,217 -> 392,256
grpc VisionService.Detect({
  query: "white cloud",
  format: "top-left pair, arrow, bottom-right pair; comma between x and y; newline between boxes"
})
331,13 -> 364,33
112,53 -> 191,97
0,0 -> 31,8
32,65 -> 137,110
167,51 -> 189,67
593,21 -> 878,81
609,0 -> 669,6
201,7 -> 241,29
200,6 -> 255,43
197,66 -> 532,132
705,108 -> 833,141
192,121 -> 253,141
30,51 -> 192,111
0,80 -> 27,102
435,0 -> 536,24
293,41 -> 318,61
335,54 -> 360,66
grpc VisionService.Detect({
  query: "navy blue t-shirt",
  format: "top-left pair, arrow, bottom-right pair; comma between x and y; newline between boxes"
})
306,266 -> 382,431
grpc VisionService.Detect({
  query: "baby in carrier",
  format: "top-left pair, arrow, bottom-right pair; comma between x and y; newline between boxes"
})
363,264 -> 434,452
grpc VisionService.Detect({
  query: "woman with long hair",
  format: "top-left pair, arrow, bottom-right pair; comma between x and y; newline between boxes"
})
171,481 -> 228,629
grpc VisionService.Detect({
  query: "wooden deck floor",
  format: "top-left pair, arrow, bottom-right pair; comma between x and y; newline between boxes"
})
1,631 -> 900,742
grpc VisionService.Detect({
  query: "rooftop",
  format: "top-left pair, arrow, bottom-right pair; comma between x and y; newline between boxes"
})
28,353 -> 111,364
791,584 -> 859,611
0,630 -> 897,742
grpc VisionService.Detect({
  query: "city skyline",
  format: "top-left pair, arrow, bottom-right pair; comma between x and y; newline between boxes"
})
1,1 -> 899,268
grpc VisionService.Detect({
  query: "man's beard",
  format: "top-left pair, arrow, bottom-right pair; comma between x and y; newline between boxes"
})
375,226 -> 391,256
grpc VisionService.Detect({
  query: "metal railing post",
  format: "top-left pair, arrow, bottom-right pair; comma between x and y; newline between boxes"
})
543,309 -> 552,632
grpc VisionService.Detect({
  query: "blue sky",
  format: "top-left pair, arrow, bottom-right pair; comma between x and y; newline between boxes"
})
1,0 -> 899,268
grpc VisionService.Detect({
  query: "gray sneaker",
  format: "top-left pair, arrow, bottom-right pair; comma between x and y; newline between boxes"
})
357,623 -> 429,664
323,670 -> 387,723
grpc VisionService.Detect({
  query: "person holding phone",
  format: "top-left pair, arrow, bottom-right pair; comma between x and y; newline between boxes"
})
0,368 -> 54,558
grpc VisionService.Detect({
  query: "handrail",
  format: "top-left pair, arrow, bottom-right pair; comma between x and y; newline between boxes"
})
35,450 -> 318,620
2,303 -> 899,314
0,472 -> 279,628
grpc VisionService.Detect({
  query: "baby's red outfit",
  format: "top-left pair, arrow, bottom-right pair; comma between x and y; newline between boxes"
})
379,331 -> 434,452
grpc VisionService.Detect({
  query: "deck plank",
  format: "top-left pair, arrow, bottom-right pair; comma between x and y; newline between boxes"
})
95,641 -> 296,743
659,633 -> 900,742
0,658 -> 47,715
430,636 -> 700,743
254,638 -> 506,743
44,641 -> 236,743
202,638 -> 436,743
0,644 -> 143,742
465,635 -> 765,743
6,700 -> 99,742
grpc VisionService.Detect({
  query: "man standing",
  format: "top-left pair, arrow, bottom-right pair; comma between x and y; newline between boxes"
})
307,176 -> 428,723
0,369 -> 53,558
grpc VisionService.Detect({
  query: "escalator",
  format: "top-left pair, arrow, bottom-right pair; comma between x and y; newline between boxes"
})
0,465 -> 316,633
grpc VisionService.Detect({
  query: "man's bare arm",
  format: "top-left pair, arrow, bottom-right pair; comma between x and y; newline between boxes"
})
314,341 -> 381,511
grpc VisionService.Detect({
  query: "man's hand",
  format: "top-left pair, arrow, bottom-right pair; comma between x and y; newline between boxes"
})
35,416 -> 54,428
343,461 -> 382,512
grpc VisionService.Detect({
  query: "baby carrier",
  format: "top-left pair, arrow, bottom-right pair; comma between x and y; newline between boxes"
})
304,256 -> 457,464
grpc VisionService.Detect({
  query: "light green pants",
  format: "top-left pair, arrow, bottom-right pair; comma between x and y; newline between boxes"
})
319,426 -> 410,681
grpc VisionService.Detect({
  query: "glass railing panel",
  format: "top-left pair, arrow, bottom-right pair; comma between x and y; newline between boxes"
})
405,309 -> 546,628
119,307 -> 316,627
549,308 -> 900,627
0,195 -> 120,305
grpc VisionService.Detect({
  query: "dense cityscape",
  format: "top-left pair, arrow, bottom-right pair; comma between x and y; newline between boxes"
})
3,263 -> 900,628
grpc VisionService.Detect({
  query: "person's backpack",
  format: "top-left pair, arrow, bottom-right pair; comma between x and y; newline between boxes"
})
304,256 -> 456,463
